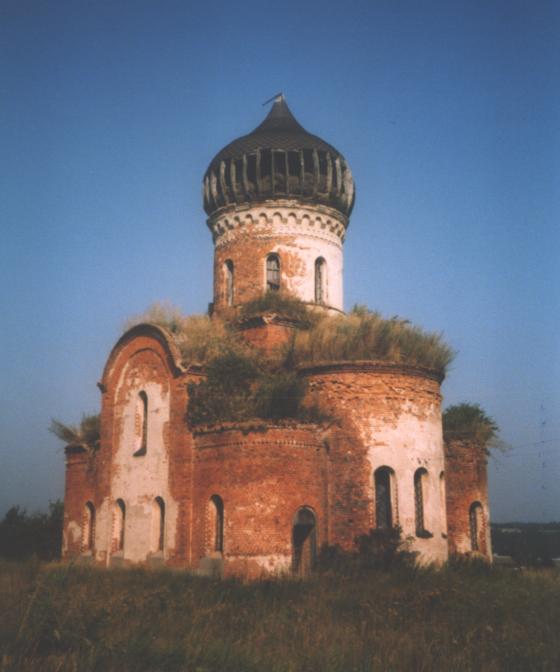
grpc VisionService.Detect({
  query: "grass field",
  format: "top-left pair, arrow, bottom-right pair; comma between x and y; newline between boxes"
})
1,560 -> 559,671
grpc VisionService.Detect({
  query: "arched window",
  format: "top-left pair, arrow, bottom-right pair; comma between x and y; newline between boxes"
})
414,468 -> 430,536
114,499 -> 126,553
208,495 -> 224,554
83,501 -> 95,552
266,254 -> 280,291
374,467 -> 395,529
224,259 -> 234,306
292,507 -> 317,575
152,497 -> 165,553
469,502 -> 484,552
134,391 -> 148,456
314,257 -> 327,304
439,472 -> 447,536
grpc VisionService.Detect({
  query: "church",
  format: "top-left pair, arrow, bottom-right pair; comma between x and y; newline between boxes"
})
62,96 -> 491,577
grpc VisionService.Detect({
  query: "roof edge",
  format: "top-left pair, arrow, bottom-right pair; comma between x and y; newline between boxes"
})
99,323 -> 186,390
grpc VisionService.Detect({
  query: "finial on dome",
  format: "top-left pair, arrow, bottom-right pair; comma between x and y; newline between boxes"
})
262,92 -> 284,106
203,96 -> 355,218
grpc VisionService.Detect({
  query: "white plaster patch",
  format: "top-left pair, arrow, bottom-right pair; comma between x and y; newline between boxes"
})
213,205 -> 345,311
107,356 -> 178,565
364,400 -> 448,564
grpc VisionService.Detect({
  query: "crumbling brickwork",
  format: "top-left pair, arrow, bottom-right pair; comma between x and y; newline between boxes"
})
302,362 -> 448,563
210,203 -> 345,315
62,97 -> 490,575
445,439 -> 492,558
192,424 -> 327,578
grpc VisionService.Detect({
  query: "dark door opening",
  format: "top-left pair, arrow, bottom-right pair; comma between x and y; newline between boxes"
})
292,507 -> 317,576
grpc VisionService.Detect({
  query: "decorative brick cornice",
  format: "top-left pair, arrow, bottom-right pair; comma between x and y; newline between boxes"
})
207,201 -> 347,245
297,360 -> 444,383
192,419 -> 323,438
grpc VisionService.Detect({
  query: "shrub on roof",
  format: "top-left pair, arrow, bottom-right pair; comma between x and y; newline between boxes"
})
291,306 -> 454,377
124,302 -> 248,366
239,290 -> 313,323
127,302 -> 454,425
49,414 -> 101,455
443,403 -> 500,450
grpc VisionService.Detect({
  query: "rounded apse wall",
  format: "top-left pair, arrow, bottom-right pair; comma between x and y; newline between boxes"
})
301,362 -> 448,564
192,425 -> 327,578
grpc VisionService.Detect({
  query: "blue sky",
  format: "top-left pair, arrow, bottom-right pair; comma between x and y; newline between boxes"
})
1,0 -> 558,521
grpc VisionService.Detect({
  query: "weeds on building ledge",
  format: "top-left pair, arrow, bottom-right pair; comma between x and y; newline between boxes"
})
49,414 -> 100,456
239,290 -> 316,324
126,299 -> 454,375
443,403 -> 503,453
124,299 -> 455,427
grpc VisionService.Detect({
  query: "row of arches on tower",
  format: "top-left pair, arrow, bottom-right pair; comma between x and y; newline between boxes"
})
374,467 -> 488,554
213,211 -> 345,239
81,497 -> 166,555
80,493 -> 486,564
374,466 -> 443,538
223,255 -> 327,306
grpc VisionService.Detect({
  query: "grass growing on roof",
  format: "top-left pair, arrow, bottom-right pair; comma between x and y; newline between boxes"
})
239,290 -> 313,323
125,302 -> 454,425
443,403 -> 502,451
124,302 -> 248,366
186,350 -> 308,426
125,301 -> 454,376
49,414 -> 100,454
292,305 -> 454,376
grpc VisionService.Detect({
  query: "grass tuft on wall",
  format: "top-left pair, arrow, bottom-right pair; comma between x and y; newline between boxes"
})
125,301 -> 455,426
443,403 -> 501,450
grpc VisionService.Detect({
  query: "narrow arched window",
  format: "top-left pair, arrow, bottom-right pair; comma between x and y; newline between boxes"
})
439,472 -> 447,536
209,495 -> 224,553
225,259 -> 234,306
266,254 -> 280,291
114,499 -> 126,552
414,468 -> 428,535
83,502 -> 95,552
292,507 -> 317,575
469,502 -> 484,552
314,257 -> 326,304
152,497 -> 165,553
134,391 -> 148,456
374,467 -> 395,529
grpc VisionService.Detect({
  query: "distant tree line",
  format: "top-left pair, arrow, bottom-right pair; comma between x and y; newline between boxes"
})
0,500 -> 63,561
491,523 -> 560,566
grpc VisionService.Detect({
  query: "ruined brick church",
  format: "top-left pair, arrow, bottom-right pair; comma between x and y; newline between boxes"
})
63,96 -> 491,576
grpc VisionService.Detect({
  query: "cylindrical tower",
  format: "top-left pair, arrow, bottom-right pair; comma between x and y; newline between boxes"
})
301,362 -> 448,564
203,96 -> 355,315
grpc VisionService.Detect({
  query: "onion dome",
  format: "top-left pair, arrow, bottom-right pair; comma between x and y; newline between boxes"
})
203,95 -> 355,218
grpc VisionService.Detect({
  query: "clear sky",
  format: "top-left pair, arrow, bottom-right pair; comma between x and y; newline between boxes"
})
1,0 -> 558,522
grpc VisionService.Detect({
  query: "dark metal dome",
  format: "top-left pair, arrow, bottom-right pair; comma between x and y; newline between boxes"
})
203,96 -> 355,218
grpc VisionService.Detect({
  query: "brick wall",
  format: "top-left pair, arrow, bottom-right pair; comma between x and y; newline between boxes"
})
210,204 -> 344,315
63,324 -> 488,573
193,424 -> 326,577
302,363 -> 448,563
62,447 -> 97,558
445,438 -> 492,558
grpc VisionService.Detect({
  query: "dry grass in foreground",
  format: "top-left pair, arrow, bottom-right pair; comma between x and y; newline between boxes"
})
1,560 -> 559,671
